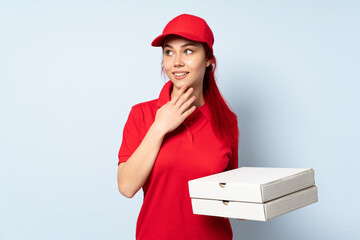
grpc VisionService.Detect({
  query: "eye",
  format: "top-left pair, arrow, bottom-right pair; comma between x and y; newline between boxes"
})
165,50 -> 173,56
184,49 -> 193,54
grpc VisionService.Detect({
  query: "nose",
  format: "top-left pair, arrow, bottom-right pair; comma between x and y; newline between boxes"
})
174,53 -> 184,67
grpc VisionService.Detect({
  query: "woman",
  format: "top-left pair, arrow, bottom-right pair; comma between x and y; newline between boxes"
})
117,14 -> 239,240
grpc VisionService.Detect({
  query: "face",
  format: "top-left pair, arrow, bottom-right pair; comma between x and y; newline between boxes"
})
162,35 -> 212,91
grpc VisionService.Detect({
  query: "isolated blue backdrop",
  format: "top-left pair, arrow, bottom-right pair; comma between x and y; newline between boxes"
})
0,0 -> 359,239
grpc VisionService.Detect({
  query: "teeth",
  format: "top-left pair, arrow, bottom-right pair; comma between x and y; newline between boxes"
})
174,73 -> 187,76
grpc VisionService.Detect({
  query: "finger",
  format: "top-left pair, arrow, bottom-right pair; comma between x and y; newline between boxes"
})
170,85 -> 187,105
176,87 -> 194,108
179,95 -> 196,113
180,105 -> 196,121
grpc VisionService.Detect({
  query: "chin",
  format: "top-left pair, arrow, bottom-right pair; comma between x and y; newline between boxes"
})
171,79 -> 188,89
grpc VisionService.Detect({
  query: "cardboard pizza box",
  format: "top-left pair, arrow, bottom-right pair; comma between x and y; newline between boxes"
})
188,167 -> 318,221
191,186 -> 318,221
188,167 -> 315,203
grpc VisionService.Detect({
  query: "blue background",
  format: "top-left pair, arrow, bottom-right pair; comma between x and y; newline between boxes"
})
1,0 -> 359,239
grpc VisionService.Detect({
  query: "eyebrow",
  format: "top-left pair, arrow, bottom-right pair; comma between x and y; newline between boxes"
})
163,43 -> 198,49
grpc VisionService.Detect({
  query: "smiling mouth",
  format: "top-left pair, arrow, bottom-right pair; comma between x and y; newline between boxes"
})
173,72 -> 189,77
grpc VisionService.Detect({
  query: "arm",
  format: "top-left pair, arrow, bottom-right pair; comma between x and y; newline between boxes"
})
117,123 -> 166,198
117,85 -> 196,198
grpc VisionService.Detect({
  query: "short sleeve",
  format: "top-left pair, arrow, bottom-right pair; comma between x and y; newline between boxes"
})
225,125 -> 239,171
118,106 -> 143,165
225,143 -> 239,171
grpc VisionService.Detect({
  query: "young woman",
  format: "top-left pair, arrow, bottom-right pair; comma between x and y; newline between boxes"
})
117,14 -> 239,240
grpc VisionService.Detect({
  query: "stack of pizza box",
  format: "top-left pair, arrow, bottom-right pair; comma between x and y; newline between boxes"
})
188,167 -> 318,221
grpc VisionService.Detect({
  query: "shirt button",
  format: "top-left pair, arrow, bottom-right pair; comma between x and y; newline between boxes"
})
187,131 -> 190,135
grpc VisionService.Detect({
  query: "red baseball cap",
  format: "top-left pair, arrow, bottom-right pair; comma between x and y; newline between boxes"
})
151,14 -> 214,53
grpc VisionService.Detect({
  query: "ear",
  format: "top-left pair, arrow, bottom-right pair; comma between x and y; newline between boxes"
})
206,58 -> 213,68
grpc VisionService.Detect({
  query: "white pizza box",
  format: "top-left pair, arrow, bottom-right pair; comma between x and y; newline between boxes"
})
191,186 -> 318,221
188,167 -> 315,203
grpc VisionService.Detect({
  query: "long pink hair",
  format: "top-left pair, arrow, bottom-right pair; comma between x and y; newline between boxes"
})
202,44 -> 239,148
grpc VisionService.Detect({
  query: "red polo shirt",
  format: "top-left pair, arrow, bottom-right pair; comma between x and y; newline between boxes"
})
118,80 -> 238,240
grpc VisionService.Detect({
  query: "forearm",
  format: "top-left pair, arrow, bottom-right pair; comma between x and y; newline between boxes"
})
117,123 -> 165,198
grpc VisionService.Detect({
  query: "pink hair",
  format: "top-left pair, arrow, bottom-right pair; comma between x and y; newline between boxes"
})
202,44 -> 239,148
